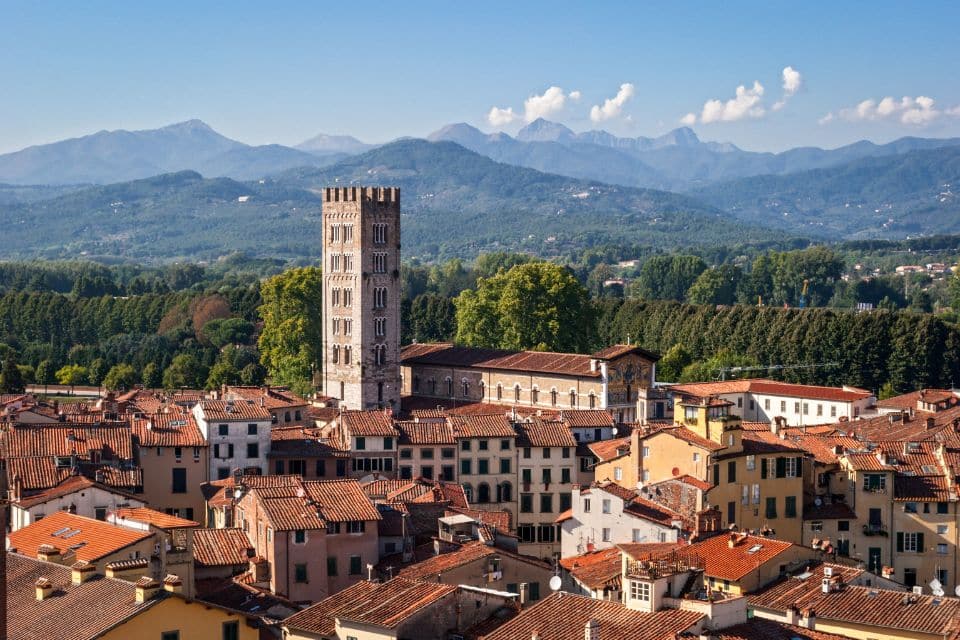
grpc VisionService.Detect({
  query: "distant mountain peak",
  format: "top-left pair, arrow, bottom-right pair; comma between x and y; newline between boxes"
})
159,119 -> 217,133
517,118 -> 575,142
295,132 -> 372,155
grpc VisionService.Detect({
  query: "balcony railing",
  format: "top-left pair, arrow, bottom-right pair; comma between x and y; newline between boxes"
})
863,523 -> 888,536
626,550 -> 705,580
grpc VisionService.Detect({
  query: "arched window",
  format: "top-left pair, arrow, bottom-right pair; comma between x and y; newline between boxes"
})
569,389 -> 577,408
445,377 -> 453,397
499,481 -> 512,503
344,346 -> 352,365
477,482 -> 491,503
497,384 -> 503,401
461,379 -> 470,398
589,392 -> 596,409
462,483 -> 473,502
514,384 -> 521,403
550,388 -> 558,406
331,345 -> 339,364
531,387 -> 539,405
428,378 -> 436,394
374,345 -> 386,366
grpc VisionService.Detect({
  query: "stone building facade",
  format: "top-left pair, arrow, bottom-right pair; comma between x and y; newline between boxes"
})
321,186 -> 402,411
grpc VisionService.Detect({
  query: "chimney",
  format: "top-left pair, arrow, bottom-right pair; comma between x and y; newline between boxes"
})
135,577 -> 161,603
37,544 -> 62,563
585,619 -> 600,640
162,574 -> 183,594
249,556 -> 270,583
519,582 -> 529,605
728,533 -> 738,548
71,561 -> 96,585
35,577 -> 54,601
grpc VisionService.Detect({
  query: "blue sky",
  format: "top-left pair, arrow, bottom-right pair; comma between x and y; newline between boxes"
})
3,1 -> 960,153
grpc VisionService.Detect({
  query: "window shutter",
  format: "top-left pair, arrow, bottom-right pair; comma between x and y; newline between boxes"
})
228,443 -> 235,458
761,459 -> 767,479
214,444 -> 220,458
917,533 -> 924,553
795,456 -> 803,476
776,457 -> 787,478
713,464 -> 720,485
896,532 -> 904,553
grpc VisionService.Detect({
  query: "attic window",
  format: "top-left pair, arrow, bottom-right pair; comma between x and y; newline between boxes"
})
922,465 -> 938,474
747,544 -> 763,554
55,457 -> 71,468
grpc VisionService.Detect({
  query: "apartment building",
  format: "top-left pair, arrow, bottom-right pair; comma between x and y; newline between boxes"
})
193,399 -> 273,480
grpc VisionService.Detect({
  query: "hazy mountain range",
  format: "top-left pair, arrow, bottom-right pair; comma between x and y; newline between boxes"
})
0,119 -> 959,261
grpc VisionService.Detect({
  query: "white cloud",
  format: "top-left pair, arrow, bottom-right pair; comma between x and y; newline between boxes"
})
523,86 -> 569,122
680,112 -> 697,126
772,66 -> 802,111
590,83 -> 636,122
569,90 -> 582,101
694,81 -> 765,124
487,106 -> 519,127
818,112 -> 834,125
827,95 -> 958,126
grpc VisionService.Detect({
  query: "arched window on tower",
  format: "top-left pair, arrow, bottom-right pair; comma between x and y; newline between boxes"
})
445,377 -> 453,397
550,388 -> 558,406
530,386 -> 539,405
514,384 -> 521,403
461,379 -> 470,398
497,384 -> 503,401
569,389 -> 577,408
331,345 -> 339,364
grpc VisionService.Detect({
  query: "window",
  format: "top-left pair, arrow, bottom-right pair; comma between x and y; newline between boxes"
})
630,580 -> 651,602
803,403 -> 809,415
642,446 -> 650,458
898,532 -> 924,553
540,494 -> 553,513
294,563 -> 308,583
753,484 -> 760,504
559,492 -> 571,511
764,398 -> 771,410
765,496 -> 777,519
938,524 -> 949,535
347,520 -> 365,534
461,379 -> 470,398
343,288 -> 352,307
218,424 -> 229,436
373,223 -> 387,244
602,499 -> 611,514
400,448 -> 413,460
745,455 -> 756,470
727,461 -> 737,483
477,483 -> 491,503
375,317 -> 386,337
785,495 -> 797,518
343,345 -> 352,364
542,468 -> 552,484
500,438 -> 511,451
479,440 -> 489,451
247,423 -> 258,435
294,529 -> 306,544
602,527 -> 611,542
693,452 -> 700,462
863,474 -> 886,491
172,468 -> 187,494
570,390 -> 577,407
784,457 -> 798,478
810,520 -> 823,532
817,404 -> 823,417
741,484 -> 749,506
551,389 -> 557,406
327,557 -> 337,576
343,224 -> 353,242
831,406 -> 837,417
246,443 -> 259,459
938,502 -> 949,514
614,467 -> 623,481
838,520 -> 850,532
780,400 -> 787,412
523,447 -> 531,459
531,387 -> 539,404
589,393 -> 596,409
356,437 -> 366,450
938,543 -> 949,555
461,440 -> 471,452
350,555 -> 362,575
162,632 -> 180,640
905,502 -> 918,514
515,385 -> 521,403
373,252 -> 387,273
500,458 -> 511,474
794,402 -> 800,414
478,459 -> 490,474
583,498 -> 591,512
383,436 -> 393,450
373,287 -> 387,308
461,459 -> 472,475
561,468 -> 571,484
520,494 -> 533,513
441,447 -> 455,459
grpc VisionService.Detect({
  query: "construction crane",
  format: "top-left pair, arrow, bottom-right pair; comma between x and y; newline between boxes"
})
716,362 -> 839,381
798,279 -> 810,309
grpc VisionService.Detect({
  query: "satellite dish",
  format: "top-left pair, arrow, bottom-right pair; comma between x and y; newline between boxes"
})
549,575 -> 562,591
814,497 -> 823,507
954,585 -> 960,597
611,427 -> 618,436
930,578 -> 943,591
933,588 -> 945,597
672,467 -> 681,476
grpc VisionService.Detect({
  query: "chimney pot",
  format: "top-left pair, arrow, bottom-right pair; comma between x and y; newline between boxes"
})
71,561 -> 96,585
162,574 -> 183,594
134,577 -> 161,603
519,582 -> 529,605
585,618 -> 600,640
35,577 -> 54,601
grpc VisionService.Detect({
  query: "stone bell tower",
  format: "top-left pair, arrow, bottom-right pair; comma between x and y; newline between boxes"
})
321,186 -> 401,410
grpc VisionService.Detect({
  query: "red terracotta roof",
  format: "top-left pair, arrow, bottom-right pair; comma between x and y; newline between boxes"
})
14,475 -> 139,509
559,546 -> 623,590
480,591 -> 703,640
717,618 -> 853,640
8,511 -> 152,563
111,506 -> 199,529
588,436 -> 630,462
449,414 -> 516,438
791,435 -> 861,464
2,422 -> 134,460
193,528 -> 252,567
515,417 -> 577,448
671,379 -> 872,403
686,533 -> 795,582
402,342 -> 602,378
749,563 -> 960,637
560,409 -> 615,428
225,385 -> 308,410
196,399 -> 271,421
843,452 -> 896,471
251,478 -> 381,530
6,456 -> 142,492
132,413 -> 206,447
615,541 -> 685,560
591,344 -> 660,361
285,577 -> 455,633
394,540 -> 499,580
395,419 -> 455,444
341,409 -> 398,437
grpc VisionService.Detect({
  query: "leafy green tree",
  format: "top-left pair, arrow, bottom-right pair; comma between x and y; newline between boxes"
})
55,364 -> 89,392
456,261 -> 594,352
142,362 -> 162,389
408,294 -> 457,343
205,361 -> 239,390
257,267 -> 323,393
35,359 -> 55,393
687,265 -> 742,305
239,362 -> 266,386
634,255 -> 707,301
878,381 -> 896,400
103,363 -> 137,391
17,364 -> 35,385
202,317 -> 255,348
678,350 -> 758,383
88,358 -> 109,386
657,343 -> 693,382
0,355 -> 26,393
162,353 -> 205,390
472,252 -> 532,280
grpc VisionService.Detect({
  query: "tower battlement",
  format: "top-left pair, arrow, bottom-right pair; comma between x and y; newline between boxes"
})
323,186 -> 400,205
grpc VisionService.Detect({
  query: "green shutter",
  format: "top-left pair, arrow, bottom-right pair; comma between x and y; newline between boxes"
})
713,463 -> 720,485
760,458 -> 767,479
896,532 -> 904,552
795,456 -> 803,476
917,533 -> 924,553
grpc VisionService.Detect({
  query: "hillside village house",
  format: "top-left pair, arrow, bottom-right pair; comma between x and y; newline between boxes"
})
401,342 -> 661,424
132,411 -> 209,521
338,410 -> 398,480
193,399 -> 273,480
8,475 -> 145,531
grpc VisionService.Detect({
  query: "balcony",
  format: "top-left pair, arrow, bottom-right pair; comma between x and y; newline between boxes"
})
626,550 -> 704,580
863,523 -> 888,536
